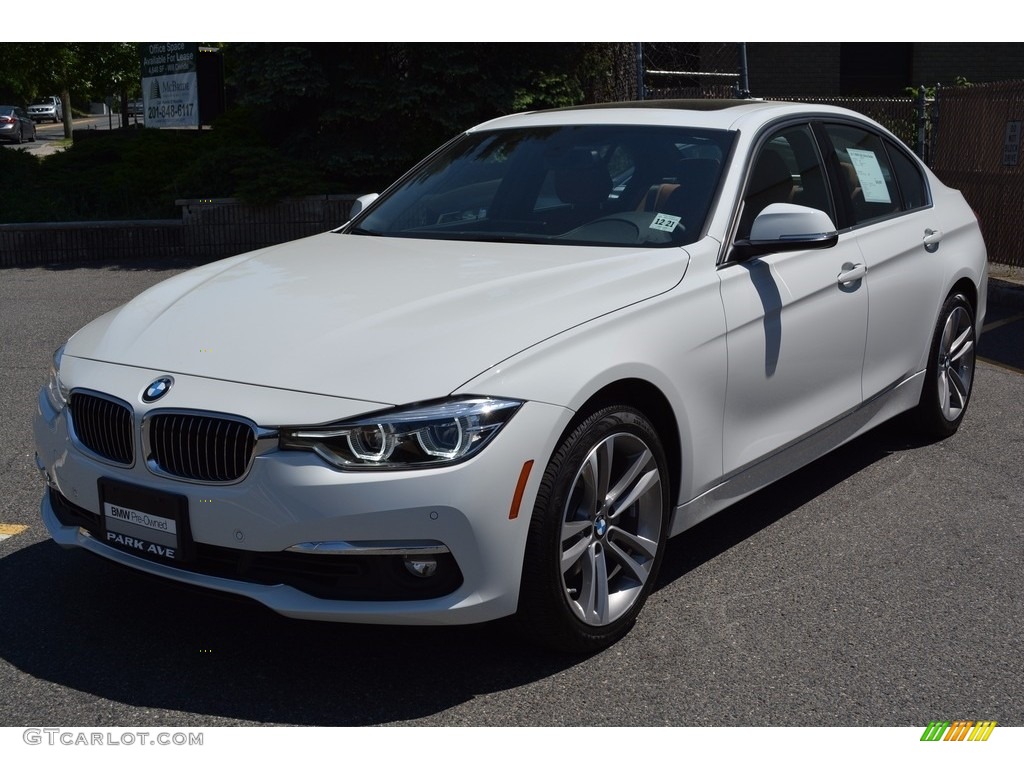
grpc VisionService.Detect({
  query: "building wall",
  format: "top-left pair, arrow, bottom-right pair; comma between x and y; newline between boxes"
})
745,43 -> 842,98
743,43 -> 1024,99
912,43 -> 1024,87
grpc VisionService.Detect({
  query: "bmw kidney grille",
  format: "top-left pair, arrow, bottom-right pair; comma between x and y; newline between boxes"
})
68,392 -> 134,465
148,413 -> 257,483
68,392 -> 257,482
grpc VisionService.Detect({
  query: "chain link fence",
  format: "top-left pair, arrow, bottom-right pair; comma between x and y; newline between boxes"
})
590,43 -> 744,102
764,96 -> 923,156
641,43 -> 740,99
931,81 -> 1024,267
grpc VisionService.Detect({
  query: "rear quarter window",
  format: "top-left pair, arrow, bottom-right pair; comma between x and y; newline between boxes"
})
885,139 -> 930,211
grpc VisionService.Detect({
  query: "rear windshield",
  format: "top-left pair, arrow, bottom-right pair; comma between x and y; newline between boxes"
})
351,124 -> 734,248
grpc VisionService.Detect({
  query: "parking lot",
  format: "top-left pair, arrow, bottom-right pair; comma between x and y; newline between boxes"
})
0,260 -> 1021,727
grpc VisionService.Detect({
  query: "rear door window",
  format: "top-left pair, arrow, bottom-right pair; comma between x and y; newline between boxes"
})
822,124 -> 901,226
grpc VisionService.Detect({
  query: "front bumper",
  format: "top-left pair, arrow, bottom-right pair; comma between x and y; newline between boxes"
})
35,376 -> 571,626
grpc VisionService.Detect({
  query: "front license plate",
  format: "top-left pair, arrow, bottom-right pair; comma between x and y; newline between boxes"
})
98,478 -> 193,563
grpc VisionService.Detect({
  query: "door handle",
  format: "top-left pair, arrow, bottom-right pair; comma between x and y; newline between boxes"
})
837,262 -> 867,285
923,228 -> 943,252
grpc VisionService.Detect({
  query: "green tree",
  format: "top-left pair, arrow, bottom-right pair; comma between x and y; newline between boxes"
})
223,42 -> 622,191
0,43 -> 140,137
87,43 -> 142,127
0,42 -> 46,103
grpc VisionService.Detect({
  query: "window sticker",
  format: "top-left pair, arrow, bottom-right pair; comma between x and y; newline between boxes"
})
650,213 -> 681,232
846,148 -> 891,204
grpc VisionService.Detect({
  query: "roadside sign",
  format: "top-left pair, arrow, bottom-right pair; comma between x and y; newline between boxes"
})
1003,120 -> 1021,166
140,43 -> 199,128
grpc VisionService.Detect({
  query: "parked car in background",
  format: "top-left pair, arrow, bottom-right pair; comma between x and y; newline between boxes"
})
35,100 -> 988,653
28,95 -> 62,123
127,99 -> 143,117
0,106 -> 37,143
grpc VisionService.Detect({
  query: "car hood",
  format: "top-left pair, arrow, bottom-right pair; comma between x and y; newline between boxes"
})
66,233 -> 689,405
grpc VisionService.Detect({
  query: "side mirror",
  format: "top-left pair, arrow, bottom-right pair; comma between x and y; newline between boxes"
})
348,193 -> 380,220
733,203 -> 838,260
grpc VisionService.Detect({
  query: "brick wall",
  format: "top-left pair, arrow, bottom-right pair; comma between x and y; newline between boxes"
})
913,43 -> 1024,87
746,43 -> 842,98
745,43 -> 1024,99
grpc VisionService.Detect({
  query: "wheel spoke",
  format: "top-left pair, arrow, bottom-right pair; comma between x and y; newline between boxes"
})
574,543 -> 610,624
949,328 -> 974,362
608,468 -> 660,520
938,369 -> 952,418
604,443 -> 653,511
605,529 -> 657,584
585,439 -> 613,504
948,366 -> 969,410
941,312 -> 957,352
609,525 -> 659,561
560,518 -> 591,544
560,523 -> 592,574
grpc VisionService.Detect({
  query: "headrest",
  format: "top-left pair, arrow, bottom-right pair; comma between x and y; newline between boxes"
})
553,149 -> 612,207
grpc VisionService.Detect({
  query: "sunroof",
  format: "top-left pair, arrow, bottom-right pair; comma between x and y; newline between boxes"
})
545,99 -> 759,113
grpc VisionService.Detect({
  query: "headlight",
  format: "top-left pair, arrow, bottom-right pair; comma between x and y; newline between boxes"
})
280,397 -> 522,470
45,344 -> 68,411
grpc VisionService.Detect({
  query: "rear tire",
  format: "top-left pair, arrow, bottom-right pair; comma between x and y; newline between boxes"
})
913,292 -> 976,438
517,405 -> 669,653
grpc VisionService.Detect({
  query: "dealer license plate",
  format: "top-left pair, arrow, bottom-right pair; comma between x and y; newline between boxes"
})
98,478 -> 193,562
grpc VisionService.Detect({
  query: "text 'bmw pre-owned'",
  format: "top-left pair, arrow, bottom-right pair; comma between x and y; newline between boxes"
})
35,100 -> 987,652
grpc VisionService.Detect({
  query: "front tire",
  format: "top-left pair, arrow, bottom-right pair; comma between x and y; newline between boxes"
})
914,292 -> 976,438
517,405 -> 669,653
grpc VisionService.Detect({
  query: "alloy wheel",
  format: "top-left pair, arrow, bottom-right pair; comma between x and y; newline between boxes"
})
936,304 -> 975,422
559,431 -> 663,626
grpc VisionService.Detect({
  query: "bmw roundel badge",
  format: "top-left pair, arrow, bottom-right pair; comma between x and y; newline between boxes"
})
142,377 -> 173,403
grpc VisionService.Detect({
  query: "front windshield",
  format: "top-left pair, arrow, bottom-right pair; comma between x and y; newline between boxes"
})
351,124 -> 734,247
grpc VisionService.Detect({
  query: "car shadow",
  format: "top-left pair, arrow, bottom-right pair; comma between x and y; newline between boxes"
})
0,419 -> 920,727
656,416 -> 923,585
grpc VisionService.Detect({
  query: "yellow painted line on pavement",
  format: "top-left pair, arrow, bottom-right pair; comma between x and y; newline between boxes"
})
0,524 -> 29,541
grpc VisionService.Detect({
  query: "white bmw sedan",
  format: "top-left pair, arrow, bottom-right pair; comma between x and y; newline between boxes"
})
35,100 -> 987,652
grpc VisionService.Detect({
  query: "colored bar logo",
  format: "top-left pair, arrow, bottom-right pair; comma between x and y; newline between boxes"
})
921,721 -> 997,741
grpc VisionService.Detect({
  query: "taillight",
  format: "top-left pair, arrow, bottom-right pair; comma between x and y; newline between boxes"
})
0,115 -> 15,124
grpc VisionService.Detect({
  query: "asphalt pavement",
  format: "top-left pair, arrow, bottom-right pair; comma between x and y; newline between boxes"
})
0,260 -> 1021,729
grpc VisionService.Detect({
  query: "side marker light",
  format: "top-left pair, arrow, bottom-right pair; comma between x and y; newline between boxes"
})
508,460 -> 535,520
